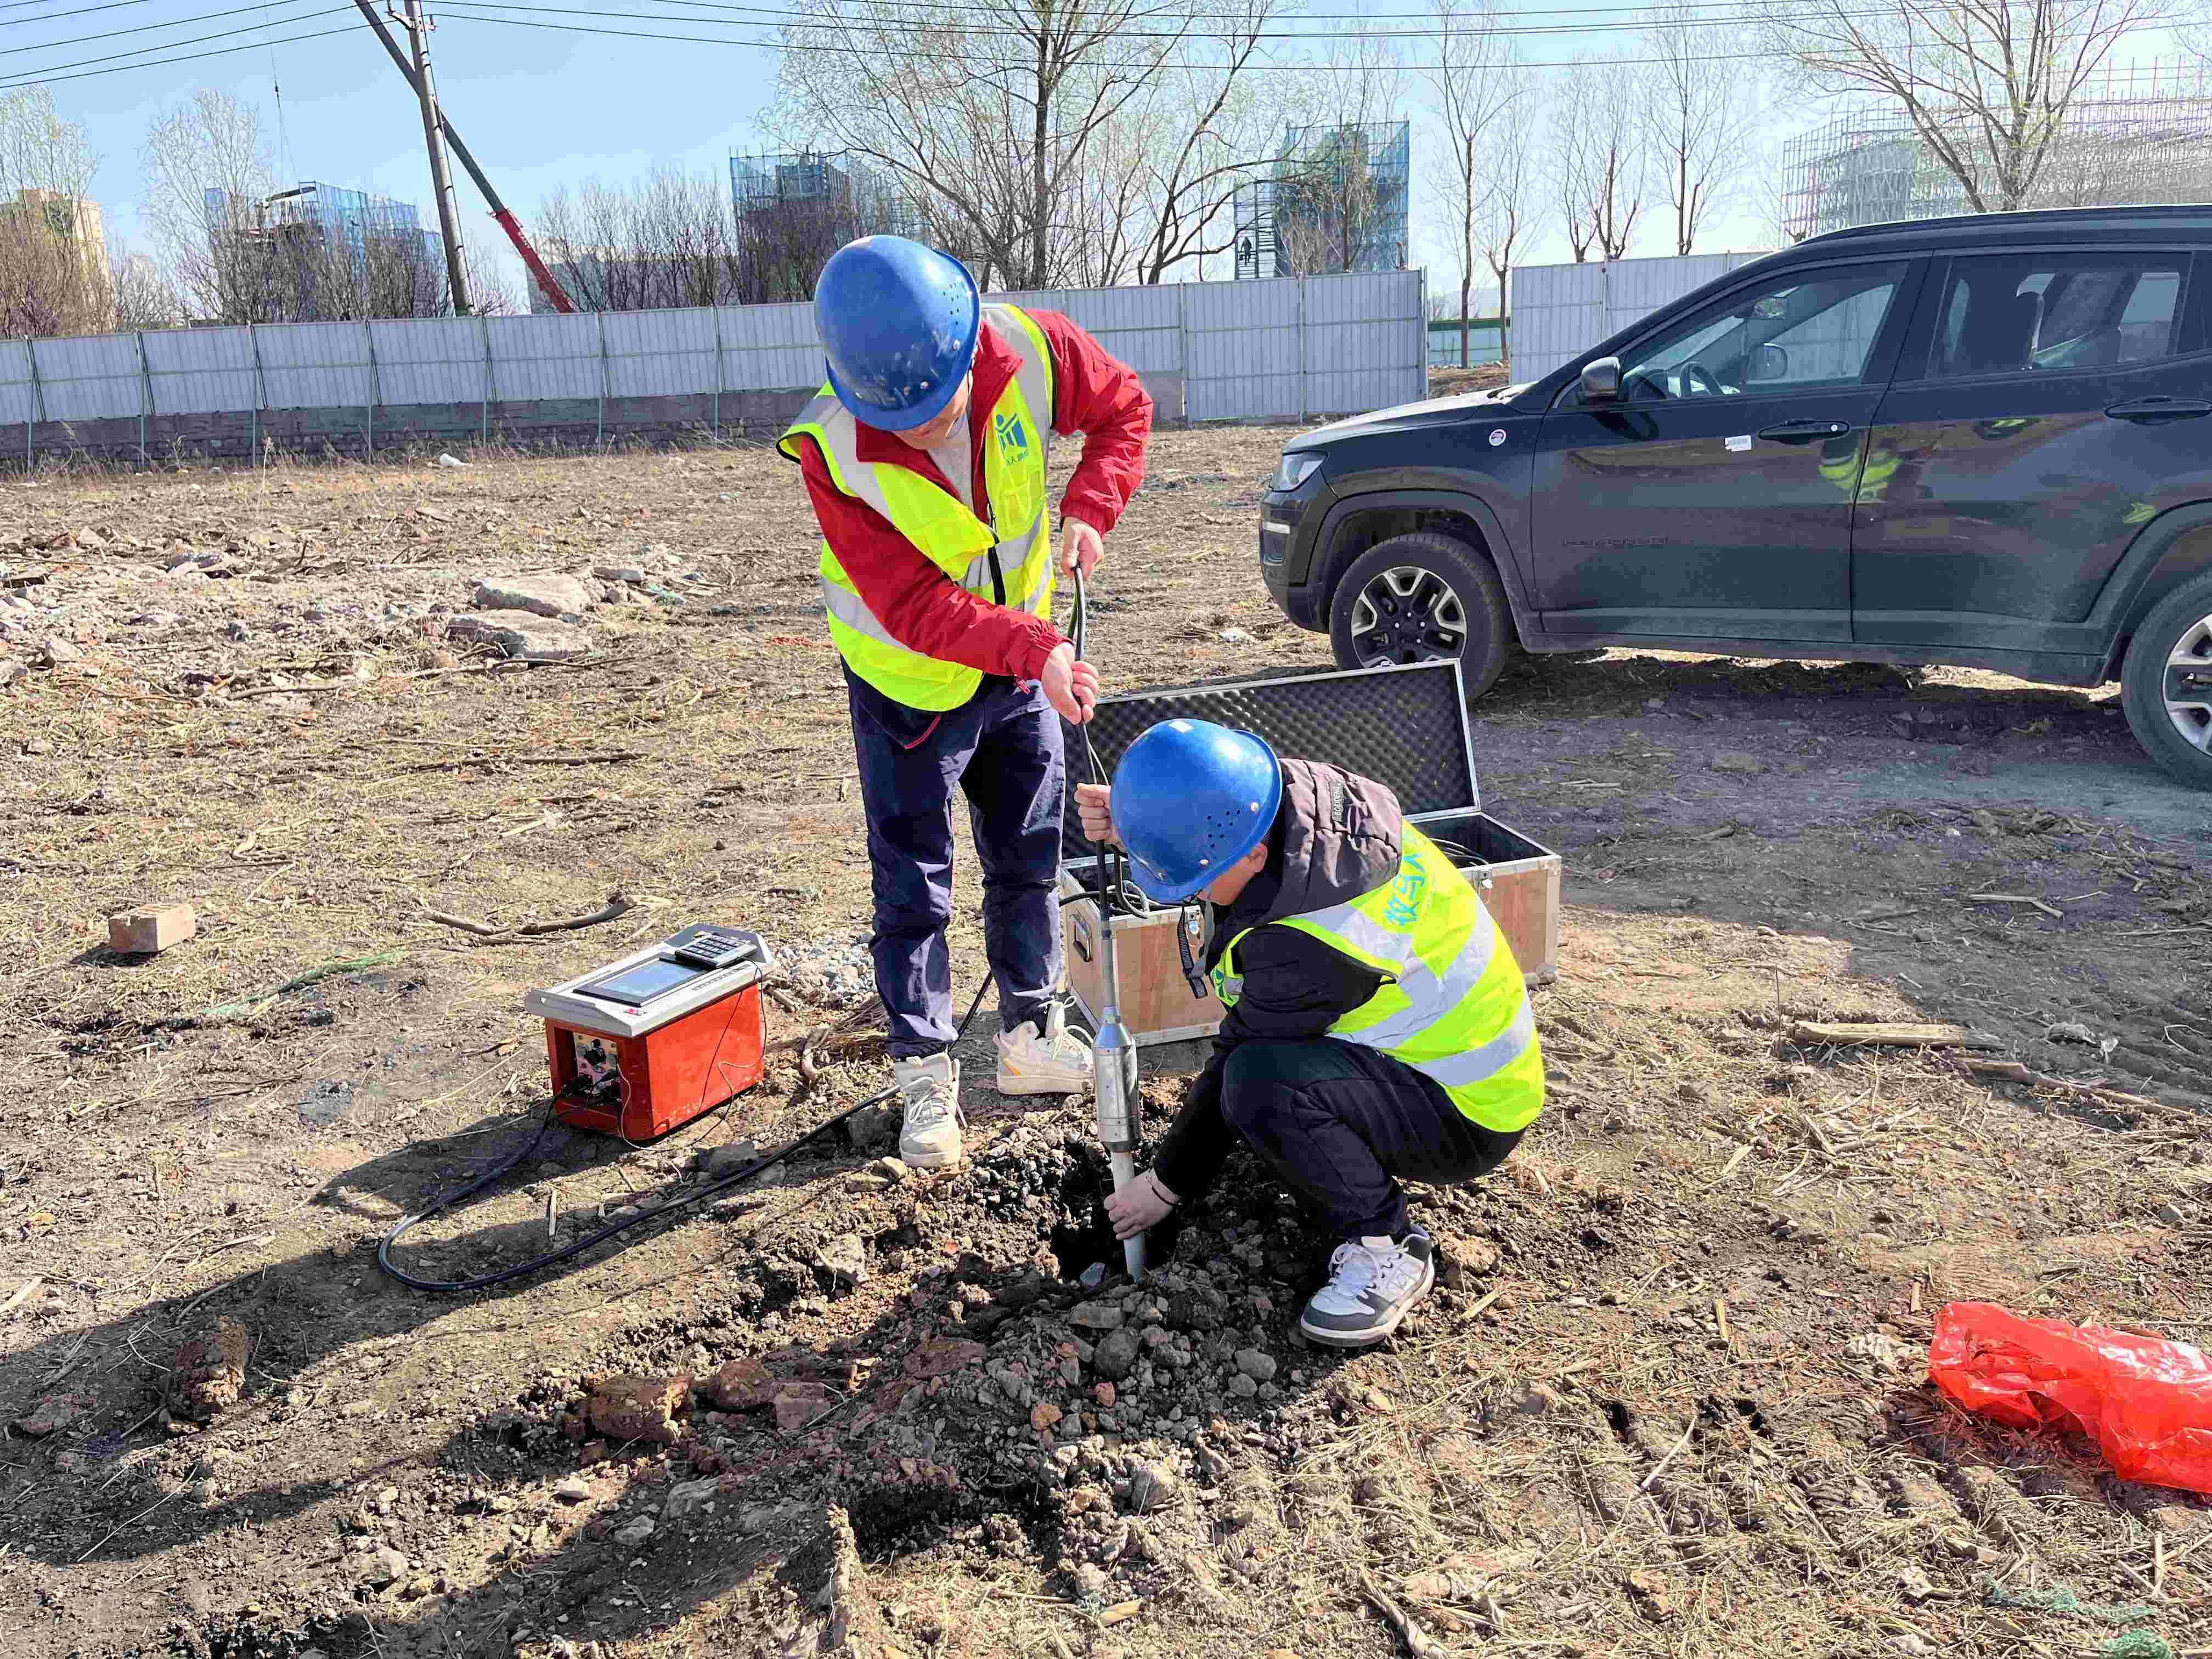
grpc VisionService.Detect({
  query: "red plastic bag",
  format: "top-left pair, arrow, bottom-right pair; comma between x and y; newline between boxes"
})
1928,1301 -> 2212,1494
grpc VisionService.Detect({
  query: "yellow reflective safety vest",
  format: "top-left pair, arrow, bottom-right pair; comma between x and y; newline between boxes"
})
776,304 -> 1057,712
1212,825 -> 1544,1134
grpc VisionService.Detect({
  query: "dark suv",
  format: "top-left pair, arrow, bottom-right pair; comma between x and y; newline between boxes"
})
1259,206 -> 2212,788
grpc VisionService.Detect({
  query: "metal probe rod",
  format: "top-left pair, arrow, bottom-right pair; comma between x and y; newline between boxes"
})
1074,568 -> 1144,1282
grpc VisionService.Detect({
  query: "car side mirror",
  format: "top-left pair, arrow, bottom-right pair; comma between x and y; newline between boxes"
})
1751,343 -> 1789,382
1580,356 -> 1622,402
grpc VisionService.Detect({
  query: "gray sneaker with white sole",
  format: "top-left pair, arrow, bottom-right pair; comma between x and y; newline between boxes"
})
1299,1231 -> 1435,1348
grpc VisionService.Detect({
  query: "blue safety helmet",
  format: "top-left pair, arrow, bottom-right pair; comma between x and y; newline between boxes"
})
813,235 -> 981,432
1110,720 -> 1283,904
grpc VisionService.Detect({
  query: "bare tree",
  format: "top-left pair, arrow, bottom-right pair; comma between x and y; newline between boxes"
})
1123,0 -> 1286,282
108,244 -> 182,330
1553,55 -> 1646,261
1423,0 -> 1513,365
140,88 -> 279,321
1765,0 -> 2152,215
538,161 -> 917,309
767,0 -> 1278,288
1482,97 -> 1540,337
1271,25 -> 1409,276
0,86 -> 111,336
1643,3 -> 1762,253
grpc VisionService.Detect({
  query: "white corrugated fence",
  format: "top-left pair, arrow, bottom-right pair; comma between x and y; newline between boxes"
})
0,270 -> 1426,459
1509,253 -> 1774,383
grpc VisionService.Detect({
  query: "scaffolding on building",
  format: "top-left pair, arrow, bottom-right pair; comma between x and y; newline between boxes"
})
1233,122 -> 1410,280
201,181 -> 447,321
729,151 -> 926,240
1779,61 -> 2212,240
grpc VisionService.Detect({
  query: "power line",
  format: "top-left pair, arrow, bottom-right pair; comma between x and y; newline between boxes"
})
2,5 -> 348,79
0,18 -> 360,84
411,0 -> 1981,48
0,0 -> 2005,34
430,4 -> 2036,72
1,0 -> 340,59
0,0 -> 2182,89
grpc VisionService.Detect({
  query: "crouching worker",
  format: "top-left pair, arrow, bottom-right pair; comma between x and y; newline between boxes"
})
1076,721 -> 1543,1348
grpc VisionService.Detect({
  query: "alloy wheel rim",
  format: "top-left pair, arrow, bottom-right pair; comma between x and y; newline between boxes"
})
2164,611 -> 2212,754
1348,566 -> 1468,667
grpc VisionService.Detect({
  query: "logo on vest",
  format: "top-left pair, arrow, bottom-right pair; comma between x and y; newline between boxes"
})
1384,849 -> 1428,928
994,410 -> 1030,464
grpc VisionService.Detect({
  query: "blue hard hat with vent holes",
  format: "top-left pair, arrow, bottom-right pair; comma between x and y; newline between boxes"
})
1109,720 -> 1283,904
813,236 -> 980,432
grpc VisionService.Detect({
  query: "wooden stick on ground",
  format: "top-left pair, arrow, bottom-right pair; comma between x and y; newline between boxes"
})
1360,1572 -> 1449,1658
1786,1020 -> 2002,1050
1960,1057 -> 2166,1112
418,891 -> 631,944
399,751 -> 647,774
1966,891 -> 2064,920
1640,1416 -> 1699,1491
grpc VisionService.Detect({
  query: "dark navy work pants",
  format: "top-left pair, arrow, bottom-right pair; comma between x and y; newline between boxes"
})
845,668 -> 1066,1059
1222,1039 -> 1522,1244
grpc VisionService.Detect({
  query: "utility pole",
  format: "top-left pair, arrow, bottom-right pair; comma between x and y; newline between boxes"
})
398,0 -> 471,315
349,0 -> 574,311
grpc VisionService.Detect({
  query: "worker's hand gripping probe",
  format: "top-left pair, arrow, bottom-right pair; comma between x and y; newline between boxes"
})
1072,567 -> 1145,1282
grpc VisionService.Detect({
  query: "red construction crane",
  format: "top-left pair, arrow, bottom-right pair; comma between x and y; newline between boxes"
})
350,0 -> 575,314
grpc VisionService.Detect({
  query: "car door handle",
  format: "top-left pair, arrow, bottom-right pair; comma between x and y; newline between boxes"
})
1754,420 -> 1854,444
2106,396 -> 2212,424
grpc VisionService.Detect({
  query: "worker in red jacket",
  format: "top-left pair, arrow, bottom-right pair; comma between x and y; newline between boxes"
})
777,236 -> 1153,1170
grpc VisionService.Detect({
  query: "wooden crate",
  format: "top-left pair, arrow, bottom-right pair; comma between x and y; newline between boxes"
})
1059,864 -> 1223,1048
1059,813 -> 1560,1047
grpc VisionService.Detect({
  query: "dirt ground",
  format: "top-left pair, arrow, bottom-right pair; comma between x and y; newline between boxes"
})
3,427 -> 2210,1659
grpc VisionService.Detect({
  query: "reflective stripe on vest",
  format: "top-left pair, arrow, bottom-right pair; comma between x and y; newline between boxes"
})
777,304 -> 1057,712
1211,825 -> 1544,1135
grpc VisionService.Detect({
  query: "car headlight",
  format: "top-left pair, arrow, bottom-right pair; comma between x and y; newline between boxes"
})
1268,452 -> 1324,493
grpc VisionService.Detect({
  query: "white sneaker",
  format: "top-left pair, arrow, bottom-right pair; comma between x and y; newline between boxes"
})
994,1002 -> 1094,1097
1299,1232 -> 1435,1348
894,1053 -> 964,1169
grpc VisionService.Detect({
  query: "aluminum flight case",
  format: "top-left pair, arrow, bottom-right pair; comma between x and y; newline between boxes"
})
1057,658 -> 1561,1047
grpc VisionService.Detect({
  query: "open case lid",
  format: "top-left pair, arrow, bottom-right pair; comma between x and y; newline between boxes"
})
1059,658 -> 1477,851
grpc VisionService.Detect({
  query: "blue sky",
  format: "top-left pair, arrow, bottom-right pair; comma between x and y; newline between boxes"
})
4,0 -> 2191,309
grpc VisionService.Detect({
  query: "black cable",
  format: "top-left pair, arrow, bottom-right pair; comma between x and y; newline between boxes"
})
378,890 -> 1102,1294
374,972 -> 985,1294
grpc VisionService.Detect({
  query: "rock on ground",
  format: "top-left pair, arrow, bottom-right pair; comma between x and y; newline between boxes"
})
471,573 -> 596,618
583,1374 -> 690,1444
815,1232 -> 868,1285
166,1318 -> 253,1423
1091,1327 -> 1141,1383
698,1358 -> 777,1412
447,610 -> 594,662
12,1391 -> 95,1437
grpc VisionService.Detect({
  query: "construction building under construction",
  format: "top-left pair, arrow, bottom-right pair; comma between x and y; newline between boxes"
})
1779,61 -> 2212,240
201,181 -> 447,322
729,150 -> 928,301
1234,122 -> 1410,280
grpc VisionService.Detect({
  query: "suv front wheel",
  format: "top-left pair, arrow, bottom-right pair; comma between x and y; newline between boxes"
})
2120,568 -> 2212,788
1328,531 -> 1514,697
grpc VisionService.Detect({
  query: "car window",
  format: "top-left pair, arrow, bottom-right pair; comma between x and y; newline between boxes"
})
1611,263 -> 1908,404
1932,253 -> 2185,378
